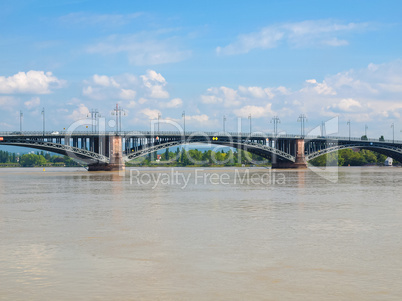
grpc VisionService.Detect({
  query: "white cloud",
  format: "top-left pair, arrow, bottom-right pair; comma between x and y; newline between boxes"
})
217,27 -> 283,55
233,104 -> 274,118
141,70 -> 166,84
0,71 -> 63,94
201,86 -> 242,107
288,61 -> 402,122
197,60 -> 402,131
148,85 -> 169,99
82,73 -> 143,101
119,89 -> 136,100
201,85 -> 289,110
140,108 -> 161,119
276,86 -> 291,95
67,104 -> 90,120
187,114 -> 209,123
93,74 -> 119,87
328,98 -> 362,112
238,86 -> 274,99
138,97 -> 148,104
127,101 -> 136,108
161,98 -> 182,108
301,79 -> 336,95
24,97 -> 41,109
217,20 -> 370,55
200,94 -> 222,104
141,70 -> 169,98
323,38 -> 348,46
86,31 -> 191,66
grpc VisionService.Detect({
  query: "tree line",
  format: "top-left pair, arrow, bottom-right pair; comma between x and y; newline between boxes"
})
130,147 -> 267,167
309,149 -> 398,166
1,148 -> 397,168
135,147 -> 397,167
0,150 -> 79,167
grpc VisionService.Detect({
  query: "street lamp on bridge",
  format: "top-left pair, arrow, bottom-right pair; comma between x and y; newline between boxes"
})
20,110 -> 23,132
347,120 -> 351,141
223,115 -> 226,133
365,124 -> 368,138
297,114 -> 307,137
248,114 -> 252,136
87,109 -> 100,133
271,116 -> 280,136
41,108 -> 45,136
391,123 -> 394,143
158,113 -> 161,133
182,111 -> 186,136
111,104 -> 126,134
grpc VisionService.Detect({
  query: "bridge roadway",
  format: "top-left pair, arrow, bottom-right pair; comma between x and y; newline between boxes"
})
1,131 -> 401,170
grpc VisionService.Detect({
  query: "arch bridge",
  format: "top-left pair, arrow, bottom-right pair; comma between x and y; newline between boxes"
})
0,131 -> 401,170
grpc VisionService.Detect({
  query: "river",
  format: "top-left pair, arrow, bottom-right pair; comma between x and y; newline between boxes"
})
0,166 -> 401,300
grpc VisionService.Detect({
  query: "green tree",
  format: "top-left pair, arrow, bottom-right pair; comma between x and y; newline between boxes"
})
44,152 -> 51,161
225,149 -> 235,166
19,154 -> 47,167
361,149 -> 377,163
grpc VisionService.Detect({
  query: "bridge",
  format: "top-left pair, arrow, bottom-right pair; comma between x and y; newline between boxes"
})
0,131 -> 401,170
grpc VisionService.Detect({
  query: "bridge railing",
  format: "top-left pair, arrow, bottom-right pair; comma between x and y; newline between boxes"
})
0,130 -> 400,144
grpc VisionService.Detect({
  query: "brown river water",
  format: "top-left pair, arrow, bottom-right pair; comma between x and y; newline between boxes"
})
0,166 -> 401,300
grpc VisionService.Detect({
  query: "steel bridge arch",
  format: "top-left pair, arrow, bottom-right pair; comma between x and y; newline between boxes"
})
306,142 -> 402,162
0,139 -> 109,164
123,138 -> 295,163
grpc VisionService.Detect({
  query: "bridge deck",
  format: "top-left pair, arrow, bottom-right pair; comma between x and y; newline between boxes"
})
0,131 -> 401,144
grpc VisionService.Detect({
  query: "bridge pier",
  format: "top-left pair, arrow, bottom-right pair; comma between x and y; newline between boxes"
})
88,136 -> 125,171
272,139 -> 308,169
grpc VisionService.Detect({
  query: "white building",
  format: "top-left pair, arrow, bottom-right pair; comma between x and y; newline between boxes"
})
384,157 -> 393,166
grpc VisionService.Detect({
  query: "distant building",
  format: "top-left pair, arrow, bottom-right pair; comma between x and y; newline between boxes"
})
384,157 -> 393,166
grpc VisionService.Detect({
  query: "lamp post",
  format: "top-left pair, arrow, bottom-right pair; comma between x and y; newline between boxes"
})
41,108 -> 45,136
157,113 -> 161,133
112,104 -> 119,134
365,125 -> 368,138
391,123 -> 394,143
347,120 -> 351,141
87,109 -> 100,133
223,115 -> 226,132
111,104 -> 126,134
297,114 -> 307,137
20,110 -> 23,132
248,114 -> 252,137
120,109 -> 126,134
182,111 -> 186,136
95,112 -> 101,133
271,116 -> 280,137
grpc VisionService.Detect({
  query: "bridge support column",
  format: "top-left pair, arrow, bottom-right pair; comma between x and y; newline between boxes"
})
272,139 -> 308,169
88,135 -> 125,171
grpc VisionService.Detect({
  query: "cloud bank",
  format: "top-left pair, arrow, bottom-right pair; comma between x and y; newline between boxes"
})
217,20 -> 370,55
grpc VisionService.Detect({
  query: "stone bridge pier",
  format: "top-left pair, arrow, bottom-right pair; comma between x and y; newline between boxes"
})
271,139 -> 308,169
88,135 -> 125,171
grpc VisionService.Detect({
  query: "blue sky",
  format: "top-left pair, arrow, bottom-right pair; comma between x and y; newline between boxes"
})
1,0 -> 402,139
